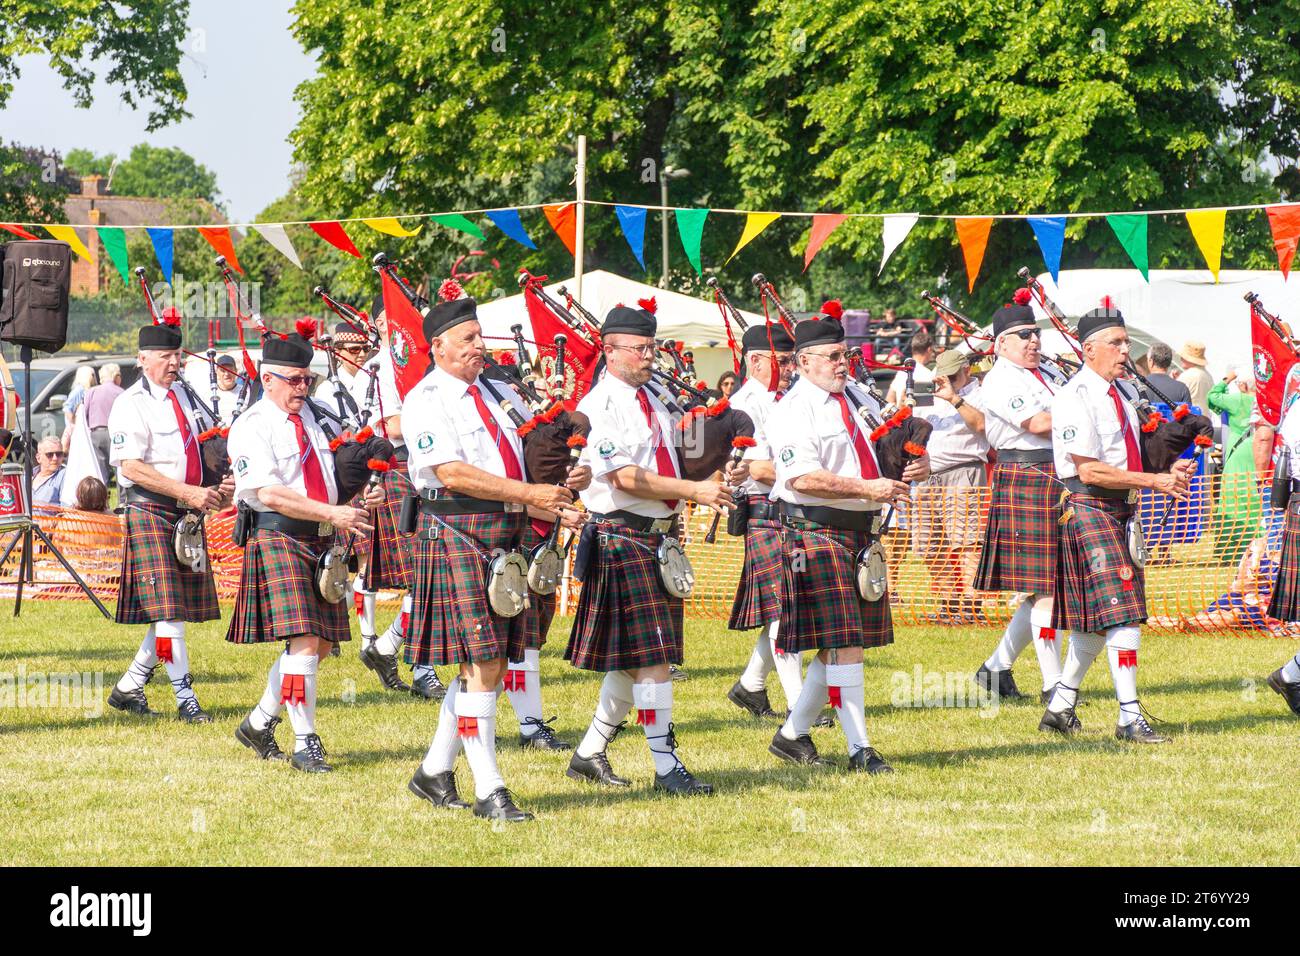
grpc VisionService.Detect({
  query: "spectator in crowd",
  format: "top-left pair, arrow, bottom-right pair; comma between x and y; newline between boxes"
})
83,363 -> 124,482
1149,536 -> 1296,634
62,365 -> 97,452
209,354 -> 250,422
910,350 -> 990,623
53,476 -> 120,552
1145,342 -> 1192,407
1208,370 -> 1261,564
886,330 -> 937,407
717,370 -> 737,398
1177,340 -> 1214,410
31,437 -> 66,508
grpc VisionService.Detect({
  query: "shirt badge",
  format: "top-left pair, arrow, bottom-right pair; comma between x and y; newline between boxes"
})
1061,426 -> 1077,441
779,446 -> 795,464
416,432 -> 434,451
1010,396 -> 1025,410
234,456 -> 250,476
597,439 -> 616,459
112,432 -> 125,446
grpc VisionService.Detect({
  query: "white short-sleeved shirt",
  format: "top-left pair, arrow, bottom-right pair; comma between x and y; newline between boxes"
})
227,396 -> 341,510
1051,364 -> 1142,479
768,377 -> 885,512
917,380 -> 990,472
576,374 -> 683,518
402,365 -> 530,493
108,375 -> 206,489
889,361 -> 935,401
349,349 -> 406,448
978,357 -> 1062,451
315,367 -> 358,407
727,376 -> 781,497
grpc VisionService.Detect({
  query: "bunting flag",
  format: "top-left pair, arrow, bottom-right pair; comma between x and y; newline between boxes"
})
430,213 -> 485,241
879,213 -> 918,275
485,209 -> 536,249
1028,216 -> 1066,284
1106,214 -> 1149,281
1266,205 -> 1300,279
803,213 -> 848,272
146,228 -> 174,284
542,202 -> 577,256
363,216 -> 422,238
252,224 -> 302,269
379,269 -> 430,400
1185,209 -> 1226,282
1250,305 -> 1299,425
44,225 -> 92,263
954,217 -> 993,292
310,220 -> 362,258
726,212 -> 781,264
1,224 -> 39,240
614,205 -> 647,269
197,226 -> 242,274
675,208 -> 709,276
96,227 -> 130,285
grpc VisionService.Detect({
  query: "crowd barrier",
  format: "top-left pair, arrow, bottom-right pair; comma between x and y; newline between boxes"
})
0,470 -> 1292,637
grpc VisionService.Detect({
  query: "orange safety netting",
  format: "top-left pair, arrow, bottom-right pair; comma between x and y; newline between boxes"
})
0,471 -> 1290,637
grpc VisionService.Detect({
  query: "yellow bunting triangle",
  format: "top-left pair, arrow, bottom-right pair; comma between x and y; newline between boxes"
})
362,217 -> 423,238
44,225 -> 93,262
1185,209 -> 1226,283
725,212 -> 781,264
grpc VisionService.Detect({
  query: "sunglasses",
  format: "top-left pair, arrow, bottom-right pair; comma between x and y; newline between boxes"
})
42,451 -> 65,459
612,343 -> 657,358
805,349 -> 849,364
1008,328 -> 1041,341
267,371 -> 314,389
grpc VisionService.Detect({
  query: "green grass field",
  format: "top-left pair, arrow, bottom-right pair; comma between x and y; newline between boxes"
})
1,601 -> 1297,866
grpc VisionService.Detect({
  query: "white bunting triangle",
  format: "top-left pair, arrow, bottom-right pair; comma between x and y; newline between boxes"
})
879,213 -> 919,275
252,223 -> 303,269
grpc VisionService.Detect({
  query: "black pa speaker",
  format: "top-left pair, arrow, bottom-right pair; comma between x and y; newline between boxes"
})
0,239 -> 72,353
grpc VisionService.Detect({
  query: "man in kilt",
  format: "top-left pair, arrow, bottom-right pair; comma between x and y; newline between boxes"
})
565,300 -> 740,796
725,323 -> 808,721
765,315 -> 927,773
227,328 -> 383,772
973,299 -> 1074,702
1262,385 -> 1300,715
1039,308 -> 1192,743
403,292 -> 589,823
106,313 -> 231,723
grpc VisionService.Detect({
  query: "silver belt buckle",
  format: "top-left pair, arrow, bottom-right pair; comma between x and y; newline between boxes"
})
505,502 -> 524,513
650,518 -> 673,534
1125,490 -> 1139,505
317,521 -> 335,536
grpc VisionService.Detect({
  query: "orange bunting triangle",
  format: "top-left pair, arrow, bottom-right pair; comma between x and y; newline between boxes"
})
543,203 -> 577,256
955,217 -> 994,292
198,226 -> 242,274
803,214 -> 848,272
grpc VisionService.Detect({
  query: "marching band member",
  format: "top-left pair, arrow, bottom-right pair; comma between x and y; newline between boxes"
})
766,314 -> 928,772
403,293 -> 588,822
227,327 -> 383,771
314,321 -> 368,403
107,313 -> 230,723
1039,308 -> 1192,743
1266,389 -> 1300,715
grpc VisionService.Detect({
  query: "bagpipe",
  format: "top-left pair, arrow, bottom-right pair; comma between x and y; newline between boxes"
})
647,339 -> 756,481
706,276 -> 748,374
919,290 -> 995,358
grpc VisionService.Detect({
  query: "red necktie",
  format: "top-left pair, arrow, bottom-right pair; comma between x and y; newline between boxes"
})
832,393 -> 880,480
1030,368 -> 1055,394
1107,385 -> 1142,471
288,413 -> 330,502
775,389 -> 786,402
166,390 -> 202,486
467,384 -> 523,481
636,387 -> 679,508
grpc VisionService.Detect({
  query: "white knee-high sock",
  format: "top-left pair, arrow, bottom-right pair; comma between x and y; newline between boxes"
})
770,622 -> 804,708
506,649 -> 547,736
1029,599 -> 1065,692
739,629 -> 775,693
456,690 -> 505,800
1105,625 -> 1142,726
985,597 -> 1034,671
1282,653 -> 1300,683
577,671 -> 634,758
826,661 -> 870,754
634,680 -> 679,775
420,676 -> 462,774
1048,631 -> 1105,713
116,624 -> 158,692
353,576 -> 377,642
281,654 -> 319,752
248,652 -> 286,730
374,593 -> 409,656
155,620 -> 196,704
780,657 -> 828,740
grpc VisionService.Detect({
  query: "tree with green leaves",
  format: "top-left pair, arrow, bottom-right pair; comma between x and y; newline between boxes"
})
64,144 -> 221,205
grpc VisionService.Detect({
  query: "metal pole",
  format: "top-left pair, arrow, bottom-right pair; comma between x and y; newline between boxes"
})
660,176 -> 670,289
574,135 -> 587,302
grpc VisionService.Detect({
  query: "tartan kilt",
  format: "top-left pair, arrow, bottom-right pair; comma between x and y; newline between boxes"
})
523,522 -> 556,647
1051,495 -> 1146,633
363,466 -> 414,590
226,529 -> 350,644
1267,497 -> 1300,622
728,518 -> 784,631
974,461 -> 1059,595
115,505 -> 219,624
565,522 -> 684,672
405,510 -> 531,667
777,523 -> 893,653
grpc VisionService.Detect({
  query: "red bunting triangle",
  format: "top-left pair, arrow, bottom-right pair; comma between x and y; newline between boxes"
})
955,217 -> 994,292
309,220 -> 362,258
197,226 -> 242,274
542,203 -> 577,256
1266,205 -> 1300,279
1,223 -> 39,240
803,214 -> 848,272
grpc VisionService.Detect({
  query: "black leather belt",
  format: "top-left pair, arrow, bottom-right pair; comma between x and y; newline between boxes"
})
1063,477 -> 1134,501
122,485 -> 187,510
996,448 -> 1054,464
418,489 -> 523,515
780,503 -> 880,534
590,510 -> 677,534
250,511 -> 336,537
392,444 -> 409,464
748,498 -> 777,521
90,425 -> 108,431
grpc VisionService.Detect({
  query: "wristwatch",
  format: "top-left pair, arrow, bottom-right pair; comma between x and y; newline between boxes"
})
952,396 -> 965,410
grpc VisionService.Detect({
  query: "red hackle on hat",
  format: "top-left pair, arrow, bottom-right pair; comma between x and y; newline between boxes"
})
295,317 -> 318,339
159,306 -> 182,327
821,299 -> 843,321
1012,288 -> 1033,306
1100,295 -> 1117,309
637,296 -> 658,314
438,278 -> 465,302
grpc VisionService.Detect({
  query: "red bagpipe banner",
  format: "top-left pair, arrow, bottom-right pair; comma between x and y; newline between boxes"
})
522,281 -> 601,407
379,269 -> 430,400
1251,306 -> 1299,426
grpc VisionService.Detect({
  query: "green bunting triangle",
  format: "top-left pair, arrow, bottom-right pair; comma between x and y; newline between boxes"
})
674,208 -> 709,276
96,226 -> 131,285
1106,214 -> 1148,281
430,213 -> 486,241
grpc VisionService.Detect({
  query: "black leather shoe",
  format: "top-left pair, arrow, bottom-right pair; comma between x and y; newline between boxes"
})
769,730 -> 833,766
473,787 -> 534,822
1267,668 -> 1300,717
654,764 -> 714,796
669,664 -> 688,682
108,685 -> 158,716
1115,717 -> 1170,744
1040,685 -> 1057,706
848,746 -> 894,774
360,644 -> 410,692
290,733 -> 333,773
1039,706 -> 1082,736
177,696 -> 212,724
519,716 -> 572,751
727,681 -> 783,719
410,669 -> 447,702
408,767 -> 469,809
975,664 -> 1028,701
566,750 -> 631,787
235,715 -> 287,760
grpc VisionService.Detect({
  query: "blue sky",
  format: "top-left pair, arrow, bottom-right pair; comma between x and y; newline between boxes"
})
1,1 -> 317,224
